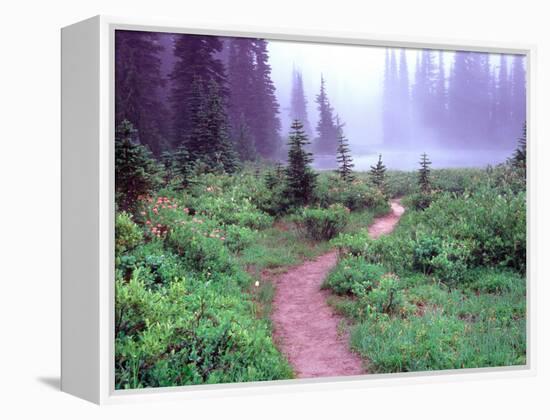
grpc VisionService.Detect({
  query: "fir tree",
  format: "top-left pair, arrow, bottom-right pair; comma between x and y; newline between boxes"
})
397,49 -> 411,147
251,39 -> 282,159
264,162 -> 284,190
115,31 -> 169,156
227,38 -> 256,146
382,49 -> 399,148
369,154 -> 387,192
170,34 -> 226,149
234,113 -> 257,162
315,75 -> 338,154
204,79 -> 239,173
285,120 -> 317,206
184,77 -> 238,173
161,145 -> 191,188
418,153 -> 432,193
512,122 -> 527,175
510,55 -> 527,136
290,68 -> 313,139
335,117 -> 354,182
115,120 -> 162,211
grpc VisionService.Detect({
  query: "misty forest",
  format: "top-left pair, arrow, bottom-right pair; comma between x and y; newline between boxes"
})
114,30 -> 526,389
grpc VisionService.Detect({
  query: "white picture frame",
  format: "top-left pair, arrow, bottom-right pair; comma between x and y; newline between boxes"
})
61,15 -> 536,405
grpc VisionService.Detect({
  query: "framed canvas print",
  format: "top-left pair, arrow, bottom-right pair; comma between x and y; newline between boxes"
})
61,15 -> 534,404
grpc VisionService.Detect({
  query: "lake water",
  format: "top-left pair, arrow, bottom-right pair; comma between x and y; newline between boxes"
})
313,148 -> 515,171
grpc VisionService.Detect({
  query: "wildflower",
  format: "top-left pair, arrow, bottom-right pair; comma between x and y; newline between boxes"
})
145,220 -> 151,225
254,280 -> 260,287
140,211 -> 146,216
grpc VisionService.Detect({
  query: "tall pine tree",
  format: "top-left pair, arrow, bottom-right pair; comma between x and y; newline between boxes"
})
382,49 -> 400,148
290,67 -> 313,140
285,120 -> 317,206
227,38 -> 256,147
510,55 -> 526,138
251,39 -> 282,159
170,34 -> 227,149
115,31 -> 169,156
315,75 -> 338,154
335,117 -> 354,182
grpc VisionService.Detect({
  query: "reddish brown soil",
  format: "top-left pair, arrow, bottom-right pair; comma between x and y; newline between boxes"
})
271,199 -> 405,379
368,199 -> 405,239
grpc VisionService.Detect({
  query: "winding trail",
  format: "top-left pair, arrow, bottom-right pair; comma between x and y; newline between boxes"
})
271,198 -> 405,378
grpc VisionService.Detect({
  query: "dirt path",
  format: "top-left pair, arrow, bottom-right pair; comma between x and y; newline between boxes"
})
368,198 -> 405,239
271,198 -> 405,379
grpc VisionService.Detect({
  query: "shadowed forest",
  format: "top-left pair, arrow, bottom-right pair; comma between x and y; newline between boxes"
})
114,30 -> 527,389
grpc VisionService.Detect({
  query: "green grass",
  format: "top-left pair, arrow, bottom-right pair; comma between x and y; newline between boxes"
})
335,266 -> 527,373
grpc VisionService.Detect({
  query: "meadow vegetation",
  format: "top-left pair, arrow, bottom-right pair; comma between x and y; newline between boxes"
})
115,118 -> 527,387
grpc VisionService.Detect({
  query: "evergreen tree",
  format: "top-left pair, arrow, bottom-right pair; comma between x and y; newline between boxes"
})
369,154 -> 386,192
184,77 -> 238,173
227,38 -> 256,145
203,79 -> 239,173
290,68 -> 313,139
447,51 -> 495,147
494,55 -> 511,142
115,31 -> 169,156
234,113 -> 257,161
412,49 -> 438,130
264,162 -> 284,190
285,120 -> 317,206
510,55 -> 527,137
251,39 -> 282,159
226,38 -> 281,159
397,49 -> 411,147
115,120 -> 162,211
512,122 -> 527,175
382,49 -> 399,148
170,34 -> 227,149
161,145 -> 191,188
418,153 -> 432,193
315,75 -> 338,154
433,50 -> 448,138
335,117 -> 354,182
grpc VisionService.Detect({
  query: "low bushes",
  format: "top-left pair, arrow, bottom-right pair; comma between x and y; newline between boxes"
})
294,204 -> 350,241
115,212 -> 143,255
115,271 -> 292,389
315,174 -> 387,211
324,256 -> 385,295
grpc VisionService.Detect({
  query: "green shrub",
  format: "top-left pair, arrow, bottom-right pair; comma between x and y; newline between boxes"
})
115,270 -> 292,389
223,225 -> 257,253
315,174 -> 387,211
331,230 -> 370,256
324,256 -> 385,295
407,191 -> 434,211
295,204 -> 350,241
167,222 -> 235,277
358,274 -> 404,315
115,212 -> 143,256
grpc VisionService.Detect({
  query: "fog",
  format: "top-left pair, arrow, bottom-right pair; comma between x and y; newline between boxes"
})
267,40 -> 525,170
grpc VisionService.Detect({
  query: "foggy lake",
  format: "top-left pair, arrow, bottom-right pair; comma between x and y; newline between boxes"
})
314,148 -> 514,171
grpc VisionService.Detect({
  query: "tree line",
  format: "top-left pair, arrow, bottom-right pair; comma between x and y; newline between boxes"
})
383,49 -> 526,150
